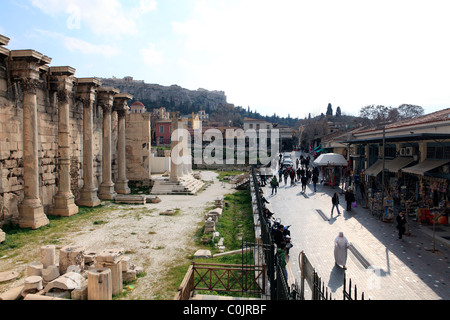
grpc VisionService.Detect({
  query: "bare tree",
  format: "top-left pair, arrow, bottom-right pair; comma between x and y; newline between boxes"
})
397,104 -> 424,120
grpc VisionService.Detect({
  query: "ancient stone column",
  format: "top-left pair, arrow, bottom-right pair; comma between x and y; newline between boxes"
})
50,66 -> 79,217
88,268 -> 112,300
10,50 -> 51,229
98,87 -> 120,200
94,248 -> 123,296
40,245 -> 56,269
76,78 -> 102,207
113,94 -> 133,194
170,112 -> 180,183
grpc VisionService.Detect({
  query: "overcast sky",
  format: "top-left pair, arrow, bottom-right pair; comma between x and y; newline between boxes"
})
1,0 -> 450,119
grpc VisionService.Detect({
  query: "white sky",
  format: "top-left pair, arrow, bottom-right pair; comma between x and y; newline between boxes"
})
2,0 -> 450,118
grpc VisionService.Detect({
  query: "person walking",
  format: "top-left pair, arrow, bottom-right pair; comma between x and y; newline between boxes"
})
396,211 -> 407,239
283,169 -> 289,185
270,176 -> 279,195
334,232 -> 349,270
289,168 -> 296,186
331,192 -> 341,216
345,189 -> 355,212
312,174 -> 318,193
301,175 -> 307,193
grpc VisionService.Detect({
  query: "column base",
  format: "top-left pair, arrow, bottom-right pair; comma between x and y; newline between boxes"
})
52,193 -> 79,217
18,201 -> 49,230
77,188 -> 101,207
115,180 -> 130,195
99,183 -> 117,200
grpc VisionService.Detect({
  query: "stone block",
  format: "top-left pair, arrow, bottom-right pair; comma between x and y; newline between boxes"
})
71,280 -> 88,300
204,217 -> 215,233
95,248 -> 124,264
0,285 -> 24,300
114,194 -> 146,204
42,265 -> 60,283
44,272 -> 85,293
59,245 -> 85,274
193,250 -> 211,259
27,262 -> 43,277
40,245 -> 56,268
122,270 -> 136,282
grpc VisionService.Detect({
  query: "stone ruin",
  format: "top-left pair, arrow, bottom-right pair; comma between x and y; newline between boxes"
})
201,197 -> 226,252
0,33 -> 159,240
0,245 -> 143,300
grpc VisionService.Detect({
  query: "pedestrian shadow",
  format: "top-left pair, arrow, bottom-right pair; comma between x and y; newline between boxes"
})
327,264 -> 345,293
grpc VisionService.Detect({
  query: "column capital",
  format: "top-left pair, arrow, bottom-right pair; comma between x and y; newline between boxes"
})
49,66 -> 76,103
10,50 -> 52,82
75,77 -> 102,105
97,86 -> 120,113
113,93 -> 133,117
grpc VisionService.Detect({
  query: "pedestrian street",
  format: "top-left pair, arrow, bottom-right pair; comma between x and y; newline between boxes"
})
261,152 -> 449,300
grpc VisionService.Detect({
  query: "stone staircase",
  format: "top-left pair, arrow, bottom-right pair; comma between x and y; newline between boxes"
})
150,175 -> 205,195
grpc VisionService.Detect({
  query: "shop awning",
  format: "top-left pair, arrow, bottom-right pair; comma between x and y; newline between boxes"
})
364,160 -> 383,176
384,157 -> 415,173
401,159 -> 450,176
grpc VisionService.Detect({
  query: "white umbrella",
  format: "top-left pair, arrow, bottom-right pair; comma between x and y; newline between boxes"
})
313,153 -> 348,167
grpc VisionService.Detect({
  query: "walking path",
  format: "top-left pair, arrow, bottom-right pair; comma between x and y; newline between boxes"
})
263,152 -> 450,300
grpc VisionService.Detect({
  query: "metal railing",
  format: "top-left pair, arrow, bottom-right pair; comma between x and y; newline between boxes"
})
174,262 -> 266,300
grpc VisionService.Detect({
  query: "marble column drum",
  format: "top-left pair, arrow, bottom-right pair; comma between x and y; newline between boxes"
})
10,50 -> 51,229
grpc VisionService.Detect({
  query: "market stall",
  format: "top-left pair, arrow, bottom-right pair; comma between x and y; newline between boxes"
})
313,153 -> 348,187
401,160 -> 449,225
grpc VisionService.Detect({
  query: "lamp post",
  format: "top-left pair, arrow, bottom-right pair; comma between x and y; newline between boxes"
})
381,125 -> 386,220
376,124 -> 386,220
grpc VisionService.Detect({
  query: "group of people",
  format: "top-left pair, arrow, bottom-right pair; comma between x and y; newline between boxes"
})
270,153 -> 321,195
256,177 -> 290,280
260,155 -> 410,276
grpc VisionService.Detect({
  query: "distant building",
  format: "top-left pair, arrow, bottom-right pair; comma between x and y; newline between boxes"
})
155,119 -> 172,146
198,110 -> 209,121
243,117 -> 273,131
130,101 -> 146,113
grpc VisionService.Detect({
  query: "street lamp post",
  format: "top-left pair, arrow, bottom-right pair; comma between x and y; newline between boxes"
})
381,125 -> 386,221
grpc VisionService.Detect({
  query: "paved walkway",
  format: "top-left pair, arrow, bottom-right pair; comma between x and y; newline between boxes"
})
263,152 -> 450,300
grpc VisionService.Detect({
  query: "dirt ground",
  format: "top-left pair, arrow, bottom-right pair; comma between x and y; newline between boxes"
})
0,171 -> 236,300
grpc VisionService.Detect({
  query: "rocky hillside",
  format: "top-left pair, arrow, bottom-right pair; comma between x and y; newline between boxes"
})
101,77 -> 227,114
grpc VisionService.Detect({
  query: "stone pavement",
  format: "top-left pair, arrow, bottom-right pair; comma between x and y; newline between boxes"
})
263,153 -> 450,300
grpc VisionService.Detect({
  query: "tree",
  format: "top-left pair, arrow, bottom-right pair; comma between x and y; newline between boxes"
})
336,106 -> 342,117
359,105 -> 391,124
397,104 -> 424,120
326,103 -> 333,116
359,104 -> 425,124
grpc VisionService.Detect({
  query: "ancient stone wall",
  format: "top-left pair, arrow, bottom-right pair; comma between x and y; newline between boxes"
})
0,45 -> 121,226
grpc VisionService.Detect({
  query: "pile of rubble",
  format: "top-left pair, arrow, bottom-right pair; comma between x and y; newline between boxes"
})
0,245 -> 143,300
201,197 -> 226,252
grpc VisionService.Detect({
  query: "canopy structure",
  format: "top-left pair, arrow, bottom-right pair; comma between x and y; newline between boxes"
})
364,160 -> 383,177
365,157 -> 416,176
401,159 -> 449,176
313,153 -> 348,167
384,157 -> 415,173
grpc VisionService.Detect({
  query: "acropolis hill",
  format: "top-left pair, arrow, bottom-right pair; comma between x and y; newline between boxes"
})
101,76 -> 227,112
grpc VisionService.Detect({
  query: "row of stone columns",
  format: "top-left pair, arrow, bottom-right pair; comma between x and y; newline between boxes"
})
9,49 -> 133,229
